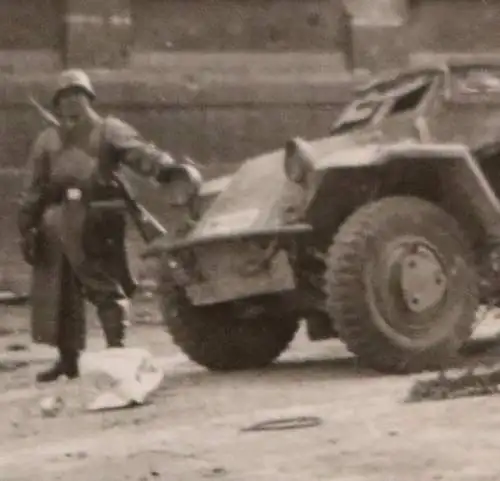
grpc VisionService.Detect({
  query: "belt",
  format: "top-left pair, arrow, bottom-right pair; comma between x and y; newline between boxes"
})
46,194 -> 127,211
88,199 -> 127,211
46,187 -> 127,211
64,187 -> 127,211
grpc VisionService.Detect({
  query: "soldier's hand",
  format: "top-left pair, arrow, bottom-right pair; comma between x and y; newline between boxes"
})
158,152 -> 176,168
149,152 -> 179,184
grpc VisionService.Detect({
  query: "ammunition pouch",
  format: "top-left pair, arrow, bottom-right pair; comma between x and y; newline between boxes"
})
20,227 -> 41,266
83,202 -> 127,258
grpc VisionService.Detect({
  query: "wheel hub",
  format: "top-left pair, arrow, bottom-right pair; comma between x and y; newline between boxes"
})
399,245 -> 447,313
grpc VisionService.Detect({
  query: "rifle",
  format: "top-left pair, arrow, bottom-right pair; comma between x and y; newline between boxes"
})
113,171 -> 168,243
28,95 -> 168,244
28,96 -> 60,128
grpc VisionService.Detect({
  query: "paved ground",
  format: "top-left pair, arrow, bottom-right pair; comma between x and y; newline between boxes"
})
2,300 -> 500,481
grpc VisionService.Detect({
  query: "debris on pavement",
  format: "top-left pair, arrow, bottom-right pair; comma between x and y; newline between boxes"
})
202,466 -> 228,478
405,365 -> 500,403
79,347 -> 165,412
5,343 -> 28,352
0,359 -> 28,373
39,395 -> 65,418
240,415 -> 323,432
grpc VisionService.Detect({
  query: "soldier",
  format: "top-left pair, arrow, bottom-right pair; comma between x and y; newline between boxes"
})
17,69 -> 192,383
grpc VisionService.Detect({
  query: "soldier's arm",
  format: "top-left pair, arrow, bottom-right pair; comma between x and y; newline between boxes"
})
104,118 -> 181,182
17,131 -> 51,236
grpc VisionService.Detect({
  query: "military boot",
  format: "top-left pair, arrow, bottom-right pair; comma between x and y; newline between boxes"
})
36,349 -> 80,383
98,300 -> 128,348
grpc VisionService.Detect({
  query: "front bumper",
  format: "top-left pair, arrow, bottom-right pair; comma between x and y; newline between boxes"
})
141,223 -> 312,258
142,223 -> 312,306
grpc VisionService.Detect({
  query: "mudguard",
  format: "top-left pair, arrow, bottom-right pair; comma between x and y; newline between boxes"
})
142,223 -> 312,258
298,140 -> 500,240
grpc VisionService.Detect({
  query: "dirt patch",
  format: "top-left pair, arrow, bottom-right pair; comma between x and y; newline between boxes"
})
2,305 -> 500,481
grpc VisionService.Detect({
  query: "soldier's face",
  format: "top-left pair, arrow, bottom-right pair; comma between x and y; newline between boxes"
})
57,94 -> 90,134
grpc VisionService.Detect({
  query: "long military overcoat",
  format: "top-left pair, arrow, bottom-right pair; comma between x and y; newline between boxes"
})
18,116 -> 171,350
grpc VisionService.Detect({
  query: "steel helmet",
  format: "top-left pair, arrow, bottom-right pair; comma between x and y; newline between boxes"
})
52,69 -> 96,106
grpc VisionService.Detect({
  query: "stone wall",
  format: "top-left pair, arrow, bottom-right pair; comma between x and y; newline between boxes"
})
3,0 -> 500,75
409,0 -> 500,55
132,0 -> 347,52
346,0 -> 500,71
0,0 -> 62,74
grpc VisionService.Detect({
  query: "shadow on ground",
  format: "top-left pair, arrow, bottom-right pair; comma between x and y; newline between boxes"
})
460,336 -> 500,359
161,334 -> 500,394
164,354 -> 384,393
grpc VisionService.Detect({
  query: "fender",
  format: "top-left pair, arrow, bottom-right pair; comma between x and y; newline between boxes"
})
142,223 -> 312,258
381,144 -> 500,240
288,137 -> 500,241
199,174 -> 232,202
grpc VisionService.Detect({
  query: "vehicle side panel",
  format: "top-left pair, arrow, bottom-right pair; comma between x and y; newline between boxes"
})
306,150 -> 500,248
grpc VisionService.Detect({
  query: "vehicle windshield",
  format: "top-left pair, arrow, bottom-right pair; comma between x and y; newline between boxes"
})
331,75 -> 433,134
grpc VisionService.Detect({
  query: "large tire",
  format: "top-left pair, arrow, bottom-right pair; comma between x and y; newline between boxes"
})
325,196 -> 479,374
158,267 -> 299,371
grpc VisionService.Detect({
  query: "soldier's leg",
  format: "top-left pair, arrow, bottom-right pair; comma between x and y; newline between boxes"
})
37,259 -> 85,382
77,261 -> 130,348
93,296 -> 130,348
37,348 -> 80,382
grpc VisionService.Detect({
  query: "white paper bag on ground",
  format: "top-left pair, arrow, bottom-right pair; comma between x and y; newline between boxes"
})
79,348 -> 164,411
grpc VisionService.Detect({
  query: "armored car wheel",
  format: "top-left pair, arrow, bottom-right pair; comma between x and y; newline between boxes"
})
324,196 -> 479,374
158,269 -> 299,371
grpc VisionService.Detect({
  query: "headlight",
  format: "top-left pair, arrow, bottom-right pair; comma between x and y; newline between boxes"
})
167,164 -> 203,207
283,137 -> 315,184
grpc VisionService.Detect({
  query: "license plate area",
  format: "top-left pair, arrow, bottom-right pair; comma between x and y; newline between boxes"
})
184,241 -> 295,306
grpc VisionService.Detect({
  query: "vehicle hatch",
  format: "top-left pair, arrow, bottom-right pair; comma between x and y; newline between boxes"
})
331,73 -> 437,139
